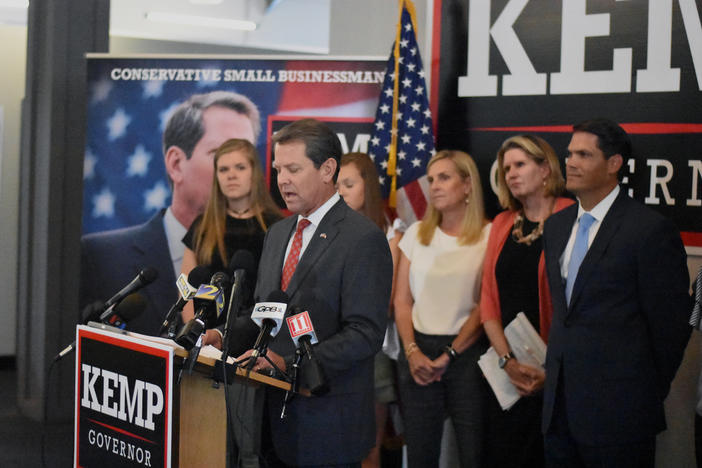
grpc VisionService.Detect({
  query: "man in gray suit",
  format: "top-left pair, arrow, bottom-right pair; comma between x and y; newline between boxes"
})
241,119 -> 392,466
80,91 -> 260,335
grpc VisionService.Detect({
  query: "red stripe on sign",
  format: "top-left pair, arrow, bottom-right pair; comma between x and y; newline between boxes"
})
404,180 -> 427,220
620,123 -> 702,134
470,123 -> 702,134
681,232 -> 702,247
88,418 -> 157,444
471,125 -> 574,133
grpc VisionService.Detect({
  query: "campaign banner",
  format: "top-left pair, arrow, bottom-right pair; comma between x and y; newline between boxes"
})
74,325 -> 174,468
83,55 -> 385,235
430,0 -> 702,247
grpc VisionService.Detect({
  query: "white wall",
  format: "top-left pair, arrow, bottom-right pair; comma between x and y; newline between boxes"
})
0,24 -> 26,357
109,0 -> 431,58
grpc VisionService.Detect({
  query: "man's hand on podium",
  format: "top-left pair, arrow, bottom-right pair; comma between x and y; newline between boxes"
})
237,348 -> 286,373
202,329 -> 222,349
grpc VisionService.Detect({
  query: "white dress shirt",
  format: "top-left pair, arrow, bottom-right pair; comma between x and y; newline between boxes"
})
282,192 -> 341,270
163,207 -> 187,278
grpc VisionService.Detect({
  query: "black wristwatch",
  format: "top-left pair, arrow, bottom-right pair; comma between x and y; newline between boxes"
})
443,345 -> 458,363
498,351 -> 515,369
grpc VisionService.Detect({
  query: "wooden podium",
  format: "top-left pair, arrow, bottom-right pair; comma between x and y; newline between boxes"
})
73,325 -> 289,468
172,346 -> 290,468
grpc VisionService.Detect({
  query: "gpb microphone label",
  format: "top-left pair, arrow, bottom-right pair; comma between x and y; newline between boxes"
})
251,301 -> 288,336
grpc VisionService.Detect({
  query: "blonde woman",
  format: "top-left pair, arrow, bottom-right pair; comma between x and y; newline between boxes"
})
180,138 -> 282,338
480,135 -> 572,468
394,150 -> 490,467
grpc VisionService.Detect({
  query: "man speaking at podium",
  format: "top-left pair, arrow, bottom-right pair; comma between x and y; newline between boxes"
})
241,118 -> 393,466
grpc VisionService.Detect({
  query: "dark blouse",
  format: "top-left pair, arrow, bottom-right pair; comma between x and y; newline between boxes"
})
182,211 -> 282,327
182,211 -> 282,273
494,217 -> 542,333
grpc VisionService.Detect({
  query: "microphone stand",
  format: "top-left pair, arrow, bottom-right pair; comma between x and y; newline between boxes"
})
280,348 -> 303,419
220,270 -> 245,365
234,347 -> 290,381
166,320 -> 179,339
178,334 -> 203,384
158,301 -> 181,336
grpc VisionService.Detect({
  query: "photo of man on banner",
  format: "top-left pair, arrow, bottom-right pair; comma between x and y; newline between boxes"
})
80,90 -> 261,336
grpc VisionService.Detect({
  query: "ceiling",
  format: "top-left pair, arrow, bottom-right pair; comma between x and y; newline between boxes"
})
0,0 -> 331,54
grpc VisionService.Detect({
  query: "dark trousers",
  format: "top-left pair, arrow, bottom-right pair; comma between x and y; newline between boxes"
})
484,391 -> 544,468
226,381 -> 265,468
695,413 -> 702,467
259,400 -> 361,468
397,332 -> 487,468
544,379 -> 655,468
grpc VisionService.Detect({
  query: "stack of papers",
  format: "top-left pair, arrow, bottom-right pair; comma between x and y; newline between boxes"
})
478,312 -> 546,410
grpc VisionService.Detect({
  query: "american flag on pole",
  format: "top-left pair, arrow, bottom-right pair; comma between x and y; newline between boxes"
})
369,0 -> 435,225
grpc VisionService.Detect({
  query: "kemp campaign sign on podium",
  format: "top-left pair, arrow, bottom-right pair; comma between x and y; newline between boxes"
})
74,325 -> 174,468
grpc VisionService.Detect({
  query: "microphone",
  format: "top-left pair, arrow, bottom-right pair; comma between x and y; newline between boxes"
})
80,301 -> 107,325
79,267 -> 155,324
98,293 -> 147,328
54,293 -> 147,362
158,266 -> 211,336
174,271 -> 230,350
205,271 -> 229,321
286,308 -> 329,396
221,250 -> 257,362
248,290 -> 289,367
102,267 -> 158,311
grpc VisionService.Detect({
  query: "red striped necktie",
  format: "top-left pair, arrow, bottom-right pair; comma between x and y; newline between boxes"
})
281,218 -> 311,291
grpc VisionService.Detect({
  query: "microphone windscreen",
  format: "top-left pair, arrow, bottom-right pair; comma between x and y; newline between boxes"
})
210,271 -> 230,289
266,289 -> 289,305
81,301 -> 106,324
228,249 -> 257,278
187,265 -> 212,287
139,266 -> 158,284
115,293 -> 147,322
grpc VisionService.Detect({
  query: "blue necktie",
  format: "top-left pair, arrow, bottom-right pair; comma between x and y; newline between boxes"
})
565,213 -> 596,305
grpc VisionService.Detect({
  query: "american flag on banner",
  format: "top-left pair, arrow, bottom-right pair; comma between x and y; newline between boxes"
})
369,0 -> 435,226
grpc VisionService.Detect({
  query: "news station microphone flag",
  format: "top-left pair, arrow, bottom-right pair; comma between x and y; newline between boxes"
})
369,0 -> 435,225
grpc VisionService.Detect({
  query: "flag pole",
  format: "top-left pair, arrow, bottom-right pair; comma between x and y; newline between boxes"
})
387,0 -> 404,207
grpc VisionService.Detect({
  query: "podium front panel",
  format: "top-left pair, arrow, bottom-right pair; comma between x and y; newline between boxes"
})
74,325 -> 174,468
